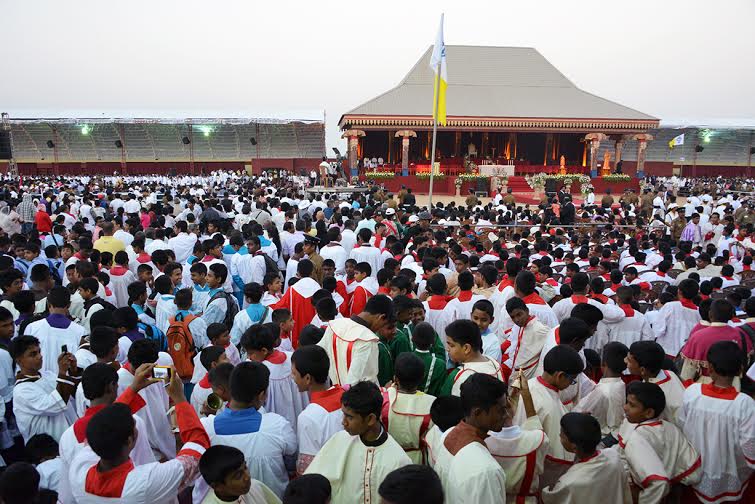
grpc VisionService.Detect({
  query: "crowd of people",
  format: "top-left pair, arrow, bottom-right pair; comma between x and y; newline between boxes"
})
0,170 -> 751,504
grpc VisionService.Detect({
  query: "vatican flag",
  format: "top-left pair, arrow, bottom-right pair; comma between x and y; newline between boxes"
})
668,133 -> 684,149
430,14 -> 448,126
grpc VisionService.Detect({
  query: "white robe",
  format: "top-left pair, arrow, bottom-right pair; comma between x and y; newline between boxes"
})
260,352 -> 309,431
653,300 -> 701,357
296,386 -> 345,473
348,244 -> 383,278
574,377 -> 625,437
534,327 -> 596,409
490,283 -> 516,333
383,387 -> 435,464
318,318 -> 379,386
434,428 -> 507,504
108,268 -> 137,308
444,293 -> 486,322
451,358 -> 505,397
502,317 -> 550,382
25,317 -> 87,375
486,416 -> 550,504
541,449 -> 631,504
604,308 -> 654,348
678,383 -> 755,503
320,243 -> 348,275
13,371 -> 75,442
305,430 -> 411,504
648,370 -> 685,425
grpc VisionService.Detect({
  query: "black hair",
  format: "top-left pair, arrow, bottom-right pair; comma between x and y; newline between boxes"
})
208,263 -> 228,284
430,395 -> 463,432
11,291 -> 36,315
244,282 -> 264,303
543,345 -> 585,375
25,433 -> 59,465
378,465 -> 444,504
558,317 -> 591,345
459,373 -> 507,417
200,345 -> 226,371
707,340 -> 744,377
505,296 -> 527,315
154,274 -> 173,295
602,341 -> 629,374
47,286 -> 71,308
272,308 -> 292,326
230,361 -> 270,403
709,299 -> 735,323
126,338 -> 159,368
678,278 -> 699,300
628,341 -> 665,375
0,462 -> 41,504
626,381 -> 666,418
297,259 -> 314,278
298,324 -> 325,346
425,273 -> 446,296
282,473 -> 332,504
208,362 -> 234,389
10,335 -> 40,361
472,299 -> 495,319
364,294 -> 395,321
89,326 -> 119,359
207,322 -> 228,342
411,321 -> 436,351
199,445 -> 246,486
291,345 -> 330,384
457,271 -> 475,291
560,412 -> 601,453
389,275 -> 412,294
394,353 -> 425,391
445,319 -> 482,353
81,362 -> 119,400
112,306 -> 138,331
240,324 -> 276,352
86,402 -> 135,459
569,303 -> 604,327
341,380 -> 383,419
174,288 -> 193,310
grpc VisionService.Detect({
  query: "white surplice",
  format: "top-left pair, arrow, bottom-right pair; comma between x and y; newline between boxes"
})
260,352 -> 309,431
318,318 -> 379,386
653,300 -> 701,357
573,376 -> 626,437
541,449 -> 631,504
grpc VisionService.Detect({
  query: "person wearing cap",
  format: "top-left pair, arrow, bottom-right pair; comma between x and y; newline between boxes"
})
377,208 -> 398,238
302,235 -> 323,284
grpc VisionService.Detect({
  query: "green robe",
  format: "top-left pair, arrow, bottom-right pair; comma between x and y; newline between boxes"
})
378,339 -> 394,386
391,322 -> 446,362
439,367 -> 461,397
413,349 -> 447,397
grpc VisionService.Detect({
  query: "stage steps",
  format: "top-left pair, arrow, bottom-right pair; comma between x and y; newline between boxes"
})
506,176 -> 532,192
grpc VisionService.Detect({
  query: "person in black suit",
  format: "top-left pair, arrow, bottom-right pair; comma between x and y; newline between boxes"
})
560,195 -> 576,225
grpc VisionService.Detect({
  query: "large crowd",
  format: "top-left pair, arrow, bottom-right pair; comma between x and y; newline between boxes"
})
0,170 -> 751,504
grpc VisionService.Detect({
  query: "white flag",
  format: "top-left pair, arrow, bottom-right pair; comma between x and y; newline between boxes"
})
670,133 -> 684,147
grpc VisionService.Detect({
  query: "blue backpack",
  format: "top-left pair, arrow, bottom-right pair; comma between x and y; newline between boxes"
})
138,322 -> 167,352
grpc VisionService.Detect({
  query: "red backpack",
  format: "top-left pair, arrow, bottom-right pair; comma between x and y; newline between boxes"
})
166,313 -> 198,380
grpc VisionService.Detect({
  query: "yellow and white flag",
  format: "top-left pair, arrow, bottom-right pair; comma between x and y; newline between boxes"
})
429,14 -> 448,126
668,133 -> 684,149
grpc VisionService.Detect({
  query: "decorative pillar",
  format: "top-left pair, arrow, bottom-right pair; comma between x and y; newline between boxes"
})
341,129 -> 365,178
632,133 -> 654,179
395,130 -> 416,176
614,136 -> 625,165
584,133 -> 607,177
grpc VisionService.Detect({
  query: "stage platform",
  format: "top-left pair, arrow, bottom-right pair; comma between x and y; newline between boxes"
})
304,185 -> 371,198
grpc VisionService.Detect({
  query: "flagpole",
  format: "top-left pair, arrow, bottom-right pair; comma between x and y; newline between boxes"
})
428,63 -> 441,209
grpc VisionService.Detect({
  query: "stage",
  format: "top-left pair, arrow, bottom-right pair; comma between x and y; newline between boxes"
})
304,185 -> 371,198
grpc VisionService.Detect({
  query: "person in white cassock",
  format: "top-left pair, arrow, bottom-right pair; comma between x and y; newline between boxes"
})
317,294 -> 393,386
58,362 -> 158,504
348,228 -> 384,278
434,373 -> 507,504
271,259 -> 321,349
618,381 -> 702,504
377,465 -> 445,504
626,341 -> 685,425
652,279 -> 701,358
68,364 -> 210,504
305,380 -> 411,504
541,412 -> 631,503
289,345 -> 345,475
514,344 -> 585,489
486,369 -> 549,504
320,228 -> 348,275
501,297 -> 550,382
499,272 -> 559,332
678,341 -> 755,504
195,361 -> 297,501
116,339 -> 177,461
489,258 -> 521,334
197,445 -> 281,504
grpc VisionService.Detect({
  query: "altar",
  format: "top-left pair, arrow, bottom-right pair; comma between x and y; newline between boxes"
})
479,164 -> 515,177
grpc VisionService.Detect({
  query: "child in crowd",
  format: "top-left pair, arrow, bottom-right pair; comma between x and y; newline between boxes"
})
604,286 -> 653,346
230,282 -> 269,346
501,297 -> 549,382
470,299 -> 502,363
262,272 -> 283,307
189,262 -> 211,312
441,320 -> 504,397
189,346 -> 229,415
626,340 -> 685,424
424,395 -> 463,467
290,345 -> 345,475
198,445 -> 280,503
271,308 -> 295,352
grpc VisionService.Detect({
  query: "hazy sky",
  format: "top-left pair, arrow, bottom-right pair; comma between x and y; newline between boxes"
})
3,0 -> 754,150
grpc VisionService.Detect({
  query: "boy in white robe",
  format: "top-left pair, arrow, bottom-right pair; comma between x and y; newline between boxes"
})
440,319 -> 504,396
497,272 -> 560,331
317,295 -> 393,386
378,465 -> 444,504
541,412 -> 631,503
653,279 -> 701,357
290,345 -> 345,475
11,335 -> 79,442
190,346 -> 229,415
117,339 -> 177,461
678,341 -> 755,503
190,323 -> 241,384
197,361 -> 297,500
604,286 -> 654,347
347,262 -> 379,316
421,273 -> 454,339
109,251 -> 137,307
241,325 -> 308,431
551,272 -> 626,326
24,286 -> 86,375
514,344 -> 585,488
574,341 -> 628,441
198,445 -> 281,504
470,299 -> 503,363
618,381 -> 702,504
305,381 -> 411,504
424,395 -> 464,468
382,353 -> 436,464
501,297 -> 550,382
154,275 -> 178,334
489,260 -> 520,334
626,340 -> 685,425
444,271 -> 485,321
68,367 -> 210,504
487,369 -> 549,503
433,373 -> 507,504
58,362 -> 158,504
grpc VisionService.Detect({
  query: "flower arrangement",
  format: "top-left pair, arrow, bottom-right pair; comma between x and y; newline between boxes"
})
364,171 -> 395,179
580,181 -> 594,196
458,173 -> 490,181
415,172 -> 445,179
601,174 -> 631,182
525,173 -> 547,190
542,173 -> 591,184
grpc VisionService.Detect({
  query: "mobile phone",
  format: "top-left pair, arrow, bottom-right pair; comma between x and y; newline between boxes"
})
61,345 -> 68,354
152,366 -> 172,383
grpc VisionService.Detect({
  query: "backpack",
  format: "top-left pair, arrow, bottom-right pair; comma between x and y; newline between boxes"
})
739,323 -> 755,370
261,252 -> 281,280
46,259 -> 63,286
166,313 -> 198,380
208,290 -> 240,330
138,322 -> 167,352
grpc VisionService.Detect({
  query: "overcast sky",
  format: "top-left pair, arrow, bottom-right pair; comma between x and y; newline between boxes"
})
3,0 -> 754,150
